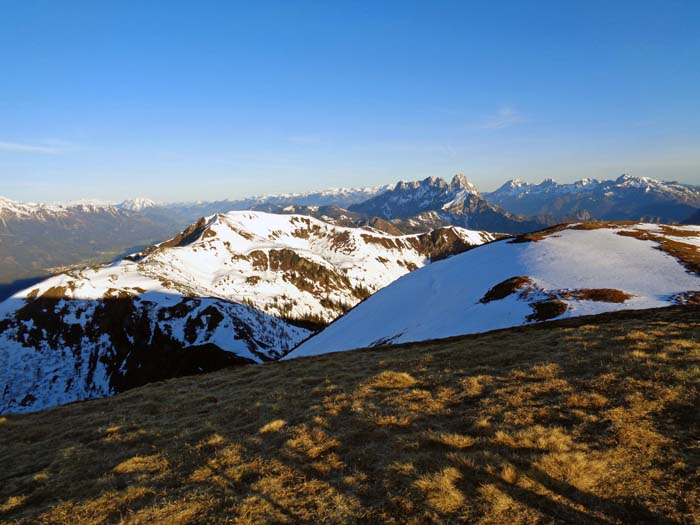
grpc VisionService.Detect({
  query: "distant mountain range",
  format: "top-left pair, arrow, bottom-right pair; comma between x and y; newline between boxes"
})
0,185 -> 392,292
484,174 -> 700,223
247,176 -> 554,235
136,183 -> 395,228
348,174 -> 556,233
2,173 -> 699,296
0,197 -> 179,294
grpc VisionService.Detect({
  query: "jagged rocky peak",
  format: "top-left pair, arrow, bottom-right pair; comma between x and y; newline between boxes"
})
538,177 -> 558,188
425,175 -> 445,186
505,178 -> 526,188
572,177 -> 601,189
616,173 -> 640,183
449,173 -> 480,194
395,176 -> 444,191
392,174 -> 478,194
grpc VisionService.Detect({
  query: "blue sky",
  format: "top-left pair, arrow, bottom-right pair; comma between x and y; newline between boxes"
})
1,1 -> 698,202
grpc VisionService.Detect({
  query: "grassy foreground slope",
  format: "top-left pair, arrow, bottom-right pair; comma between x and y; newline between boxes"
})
1,306 -> 699,524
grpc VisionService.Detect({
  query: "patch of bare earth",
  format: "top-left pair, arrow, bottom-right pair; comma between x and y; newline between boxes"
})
526,299 -> 569,322
559,288 -> 633,303
479,276 -> 533,303
1,306 -> 699,524
479,277 -> 571,322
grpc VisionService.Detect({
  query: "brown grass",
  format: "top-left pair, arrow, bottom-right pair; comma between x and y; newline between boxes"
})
479,276 -> 533,303
526,298 -> 569,321
1,306 -> 699,524
559,288 -> 633,303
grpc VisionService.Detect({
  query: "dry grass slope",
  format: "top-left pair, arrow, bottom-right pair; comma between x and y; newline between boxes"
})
1,306 -> 699,524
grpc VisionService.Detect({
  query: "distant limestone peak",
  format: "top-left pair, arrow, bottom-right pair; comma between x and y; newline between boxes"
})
450,174 -> 479,194
539,178 -> 558,187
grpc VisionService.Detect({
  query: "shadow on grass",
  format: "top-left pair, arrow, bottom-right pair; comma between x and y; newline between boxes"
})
1,306 -> 698,523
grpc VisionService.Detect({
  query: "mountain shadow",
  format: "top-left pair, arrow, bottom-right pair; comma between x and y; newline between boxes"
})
0,306 -> 696,523
0,290 -> 307,414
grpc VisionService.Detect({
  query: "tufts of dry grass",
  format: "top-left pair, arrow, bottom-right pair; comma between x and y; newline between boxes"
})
559,288 -> 633,303
526,298 -> 569,321
414,467 -> 465,513
114,454 -> 169,475
259,419 -> 286,434
479,276 -> 533,303
1,306 -> 699,524
364,370 -> 418,389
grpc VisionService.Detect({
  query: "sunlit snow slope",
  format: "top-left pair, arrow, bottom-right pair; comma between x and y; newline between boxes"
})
132,211 -> 494,323
0,211 -> 492,413
288,223 -> 700,358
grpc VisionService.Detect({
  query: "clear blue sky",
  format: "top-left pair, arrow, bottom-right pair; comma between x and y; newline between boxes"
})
1,1 -> 698,202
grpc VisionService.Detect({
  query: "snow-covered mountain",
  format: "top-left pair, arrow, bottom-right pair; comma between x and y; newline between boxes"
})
0,288 -> 307,414
0,196 -> 161,216
0,211 -> 493,414
0,196 -> 114,220
127,211 -> 494,323
117,197 -> 159,211
228,183 -> 395,209
349,175 -> 479,219
151,183 -> 394,225
1,182 -> 391,220
0,196 -> 180,289
245,204 -> 368,229
485,174 -> 700,223
0,184 -> 395,290
349,174 -> 555,233
288,222 -> 700,358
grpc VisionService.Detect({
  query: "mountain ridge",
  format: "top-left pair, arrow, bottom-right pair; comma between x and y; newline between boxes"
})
0,211 -> 492,414
0,184 -> 395,288
349,174 -> 556,233
485,173 -> 700,222
3,173 -> 697,290
289,222 -> 700,358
